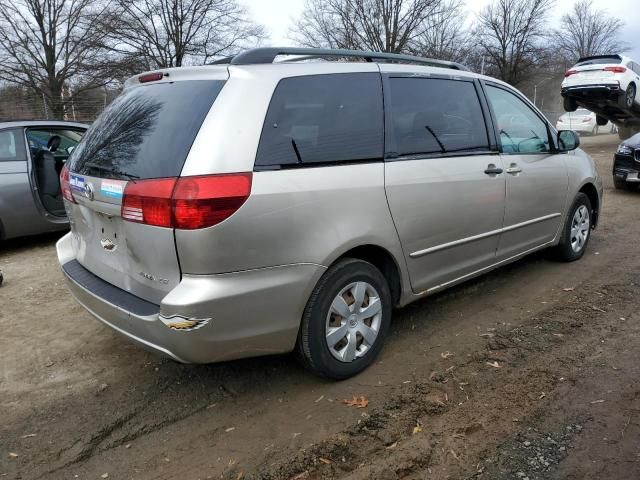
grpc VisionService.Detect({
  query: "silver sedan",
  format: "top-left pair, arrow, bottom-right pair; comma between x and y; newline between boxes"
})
0,120 -> 87,240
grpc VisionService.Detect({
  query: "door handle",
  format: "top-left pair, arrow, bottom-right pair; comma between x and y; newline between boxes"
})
484,164 -> 503,175
505,164 -> 523,175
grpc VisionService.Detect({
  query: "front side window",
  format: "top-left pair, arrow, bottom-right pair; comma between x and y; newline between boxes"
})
387,77 -> 489,157
0,129 -> 26,162
27,129 -> 84,158
485,85 -> 551,154
255,73 -> 383,168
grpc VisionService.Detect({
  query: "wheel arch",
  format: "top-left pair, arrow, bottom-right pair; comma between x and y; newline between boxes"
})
330,244 -> 404,307
578,182 -> 600,228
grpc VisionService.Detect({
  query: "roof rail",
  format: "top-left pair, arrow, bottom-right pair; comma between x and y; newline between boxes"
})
227,47 -> 470,71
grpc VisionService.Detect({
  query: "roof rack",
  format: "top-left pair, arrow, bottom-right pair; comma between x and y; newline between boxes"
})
216,47 -> 469,71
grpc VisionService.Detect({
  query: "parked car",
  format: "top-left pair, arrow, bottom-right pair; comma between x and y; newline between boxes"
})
555,109 -> 615,135
613,133 -> 640,190
561,54 -> 640,139
57,48 -> 603,379
0,120 -> 87,240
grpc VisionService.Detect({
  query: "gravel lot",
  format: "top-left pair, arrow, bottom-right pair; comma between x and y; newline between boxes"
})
2,134 -> 640,480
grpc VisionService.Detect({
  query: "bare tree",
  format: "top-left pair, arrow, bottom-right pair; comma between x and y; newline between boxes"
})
475,0 -> 555,86
0,0 -> 113,119
553,0 -> 628,65
410,0 -> 471,62
291,0 -> 448,54
103,0 -> 265,69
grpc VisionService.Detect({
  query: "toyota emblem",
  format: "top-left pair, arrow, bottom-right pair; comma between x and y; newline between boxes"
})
84,182 -> 94,201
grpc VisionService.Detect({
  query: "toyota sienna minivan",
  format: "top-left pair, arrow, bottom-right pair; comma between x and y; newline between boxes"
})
57,48 -> 603,379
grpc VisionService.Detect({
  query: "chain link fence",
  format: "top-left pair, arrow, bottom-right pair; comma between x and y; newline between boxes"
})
0,86 -> 120,123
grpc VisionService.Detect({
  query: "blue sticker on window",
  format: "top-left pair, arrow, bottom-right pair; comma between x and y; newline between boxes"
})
69,174 -> 85,192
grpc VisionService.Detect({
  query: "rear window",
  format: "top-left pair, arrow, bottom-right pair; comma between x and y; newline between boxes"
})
576,56 -> 622,66
69,80 -> 225,179
255,73 -> 383,168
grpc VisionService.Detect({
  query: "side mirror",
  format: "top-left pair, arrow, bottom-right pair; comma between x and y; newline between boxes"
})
557,130 -> 580,152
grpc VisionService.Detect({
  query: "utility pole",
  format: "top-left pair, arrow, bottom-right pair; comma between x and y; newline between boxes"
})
42,93 -> 48,119
533,77 -> 553,106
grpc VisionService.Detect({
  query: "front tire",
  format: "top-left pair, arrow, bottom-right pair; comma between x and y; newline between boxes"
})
563,96 -> 578,112
552,193 -> 592,262
297,258 -> 392,379
618,126 -> 633,140
614,177 -> 627,190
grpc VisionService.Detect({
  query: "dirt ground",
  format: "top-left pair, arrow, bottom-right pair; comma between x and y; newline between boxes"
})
2,134 -> 640,480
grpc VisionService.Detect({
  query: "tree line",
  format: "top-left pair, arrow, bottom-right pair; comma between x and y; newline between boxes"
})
0,0 -> 628,120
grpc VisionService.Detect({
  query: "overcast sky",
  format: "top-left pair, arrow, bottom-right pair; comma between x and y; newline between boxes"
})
240,0 -> 640,60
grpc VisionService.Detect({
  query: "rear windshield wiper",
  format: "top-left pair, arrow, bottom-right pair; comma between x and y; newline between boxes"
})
83,162 -> 140,183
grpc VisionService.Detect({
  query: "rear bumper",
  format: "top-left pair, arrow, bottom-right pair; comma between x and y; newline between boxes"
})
56,232 -> 326,363
561,83 -> 622,101
556,122 -> 595,133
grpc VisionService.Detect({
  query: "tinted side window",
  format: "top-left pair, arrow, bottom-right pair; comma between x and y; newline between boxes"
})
0,129 -> 27,162
388,78 -> 489,157
485,85 -> 551,154
255,73 -> 383,167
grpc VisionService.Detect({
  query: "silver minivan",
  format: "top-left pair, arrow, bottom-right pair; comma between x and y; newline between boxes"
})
57,48 -> 603,379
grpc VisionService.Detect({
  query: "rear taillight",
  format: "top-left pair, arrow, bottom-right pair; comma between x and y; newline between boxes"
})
121,177 -> 176,227
60,165 -> 76,204
121,173 -> 252,230
138,72 -> 165,83
603,66 -> 627,74
582,117 -> 592,123
564,69 -> 578,77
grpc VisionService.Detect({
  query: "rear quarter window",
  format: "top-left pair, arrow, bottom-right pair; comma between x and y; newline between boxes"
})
0,129 -> 26,162
70,80 -> 225,179
255,73 -> 384,168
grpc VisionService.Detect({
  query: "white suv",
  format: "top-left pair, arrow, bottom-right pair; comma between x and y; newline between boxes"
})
561,54 -> 640,138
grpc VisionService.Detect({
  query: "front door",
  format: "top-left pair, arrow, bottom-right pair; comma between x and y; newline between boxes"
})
382,71 -> 506,293
483,84 -> 569,260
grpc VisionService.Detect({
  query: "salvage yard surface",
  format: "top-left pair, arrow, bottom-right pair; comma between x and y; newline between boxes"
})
2,134 -> 640,479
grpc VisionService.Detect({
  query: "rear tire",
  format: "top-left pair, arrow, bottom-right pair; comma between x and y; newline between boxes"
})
296,258 -> 392,380
552,193 -> 592,262
623,83 -> 637,110
596,115 -> 608,126
563,96 -> 578,112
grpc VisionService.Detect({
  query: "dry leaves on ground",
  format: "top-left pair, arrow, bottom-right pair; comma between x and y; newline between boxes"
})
343,396 -> 369,408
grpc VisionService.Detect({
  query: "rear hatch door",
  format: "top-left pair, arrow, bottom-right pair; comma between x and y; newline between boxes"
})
67,76 -> 227,304
564,56 -> 625,87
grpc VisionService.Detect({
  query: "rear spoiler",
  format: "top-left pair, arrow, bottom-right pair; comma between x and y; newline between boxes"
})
576,54 -> 622,63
